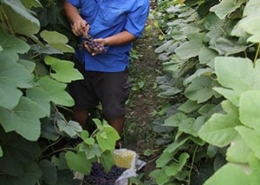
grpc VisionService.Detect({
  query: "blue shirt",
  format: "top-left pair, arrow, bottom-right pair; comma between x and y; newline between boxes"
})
66,0 -> 150,72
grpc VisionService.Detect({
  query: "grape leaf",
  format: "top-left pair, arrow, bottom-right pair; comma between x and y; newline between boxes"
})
0,28 -> 30,54
96,125 -> 120,151
57,120 -> 82,138
51,152 -> 70,171
37,76 -> 74,106
184,76 -> 215,103
165,153 -> 189,176
150,169 -> 170,185
44,56 -> 83,83
20,0 -> 42,8
1,0 -> 40,40
0,162 -> 42,185
41,31 -> 74,53
39,160 -> 57,185
198,100 -> 241,147
204,163 -> 251,185
239,90 -> 260,130
0,97 -> 46,141
100,151 -> 115,172
210,0 -> 246,20
65,151 -> 91,174
26,87 -> 51,117
236,126 -> 260,160
214,57 -> 253,92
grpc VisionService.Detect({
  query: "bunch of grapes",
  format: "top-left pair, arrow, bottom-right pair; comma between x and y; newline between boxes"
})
83,162 -> 126,185
80,34 -> 106,54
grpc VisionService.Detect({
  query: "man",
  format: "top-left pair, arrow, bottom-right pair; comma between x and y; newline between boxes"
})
64,0 -> 150,148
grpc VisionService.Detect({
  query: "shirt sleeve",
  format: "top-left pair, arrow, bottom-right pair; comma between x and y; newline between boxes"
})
124,0 -> 150,38
66,0 -> 80,8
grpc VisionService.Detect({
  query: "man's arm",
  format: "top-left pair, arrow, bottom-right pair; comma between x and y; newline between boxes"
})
94,31 -> 136,47
103,31 -> 136,46
64,2 -> 89,36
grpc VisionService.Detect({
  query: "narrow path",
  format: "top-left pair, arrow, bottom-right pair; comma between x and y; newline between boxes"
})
123,16 -> 163,178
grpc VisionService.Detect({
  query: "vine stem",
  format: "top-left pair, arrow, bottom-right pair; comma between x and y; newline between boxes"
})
187,145 -> 199,185
41,137 -> 63,153
254,43 -> 260,63
40,147 -> 76,160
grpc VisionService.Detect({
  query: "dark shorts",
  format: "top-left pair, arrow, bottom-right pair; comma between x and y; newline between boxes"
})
68,60 -> 130,119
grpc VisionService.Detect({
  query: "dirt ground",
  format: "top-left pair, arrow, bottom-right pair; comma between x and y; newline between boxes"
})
123,24 -> 163,180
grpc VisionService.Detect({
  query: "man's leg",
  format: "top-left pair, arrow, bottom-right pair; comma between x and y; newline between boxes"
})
72,109 -> 89,129
109,115 -> 125,148
109,115 -> 125,136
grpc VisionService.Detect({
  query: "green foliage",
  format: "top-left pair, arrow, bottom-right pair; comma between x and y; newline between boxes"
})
150,0 -> 260,184
0,0 -> 119,184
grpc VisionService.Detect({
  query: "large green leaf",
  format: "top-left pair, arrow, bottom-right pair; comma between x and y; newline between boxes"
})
209,37 -> 247,56
0,97 -> 46,141
204,13 -> 225,45
100,151 -> 115,172
41,118 -> 60,141
0,30 -> 30,54
164,112 -> 188,127
2,1 -> 40,36
2,0 -> 39,24
156,151 -> 173,168
40,31 -> 74,53
203,163 -> 252,185
96,125 -> 120,151
232,0 -> 260,43
198,100 -> 241,147
210,0 -> 246,20
18,59 -> 36,73
150,169 -> 170,185
0,162 -> 42,185
198,47 -> 217,65
44,56 -> 83,83
65,151 -> 92,174
51,152 -> 70,171
248,153 -> 260,184
184,76 -> 215,103
37,76 -> 74,106
0,52 -> 34,88
238,15 -> 260,43
177,100 -> 202,113
165,138 -> 189,154
239,90 -> 260,130
0,133 -> 41,176
236,126 -> 260,160
26,87 -> 51,117
226,135 -> 251,163
175,40 -> 203,59
0,50 -> 33,111
164,153 -> 189,177
155,40 -> 174,53
183,68 -> 214,86
20,0 -> 42,8
214,57 -> 253,92
39,160 -> 57,185
243,0 -> 260,17
178,117 -> 197,137
213,87 -> 241,107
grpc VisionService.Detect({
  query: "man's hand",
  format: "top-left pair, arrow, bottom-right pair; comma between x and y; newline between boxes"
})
71,19 -> 89,37
82,35 -> 107,55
